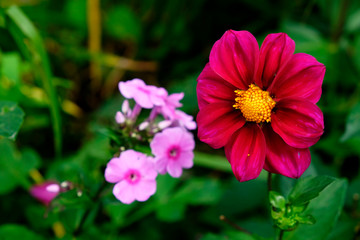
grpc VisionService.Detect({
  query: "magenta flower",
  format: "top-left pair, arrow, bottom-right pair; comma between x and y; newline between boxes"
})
197,30 -> 325,182
119,79 -> 167,109
105,150 -> 157,204
150,127 -> 195,178
30,181 -> 61,206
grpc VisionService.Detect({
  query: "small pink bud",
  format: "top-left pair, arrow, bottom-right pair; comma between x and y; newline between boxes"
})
30,181 -> 61,206
115,111 -> 125,124
122,100 -> 130,115
139,121 -> 149,131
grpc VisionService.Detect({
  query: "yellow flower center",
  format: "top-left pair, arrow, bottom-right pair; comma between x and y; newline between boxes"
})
233,84 -> 276,123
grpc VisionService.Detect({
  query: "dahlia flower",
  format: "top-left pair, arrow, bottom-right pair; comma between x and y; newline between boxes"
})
105,150 -> 157,204
197,30 -> 325,182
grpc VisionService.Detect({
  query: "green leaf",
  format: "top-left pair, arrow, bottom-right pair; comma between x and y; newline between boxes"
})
284,179 -> 347,240
156,201 -> 186,222
288,175 -> 335,205
104,201 -> 137,226
173,178 -> 222,205
341,102 -> 360,141
269,191 -> 286,209
0,224 -> 43,240
1,52 -> 21,85
0,139 -> 32,193
0,100 -> 24,139
345,9 -> 360,33
194,151 -> 232,172
6,6 -> 62,157
200,233 -> 229,240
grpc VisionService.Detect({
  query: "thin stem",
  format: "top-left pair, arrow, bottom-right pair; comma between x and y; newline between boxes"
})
267,172 -> 273,192
219,215 -> 251,235
278,229 -> 284,240
73,181 -> 107,236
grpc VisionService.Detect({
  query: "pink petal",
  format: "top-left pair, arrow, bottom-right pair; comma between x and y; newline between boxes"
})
178,130 -> 195,151
167,161 -> 183,178
113,181 -> 135,204
197,63 -> 236,110
224,123 -> 266,182
197,101 -> 245,149
255,33 -> 295,89
209,30 -> 259,90
177,151 -> 194,169
262,125 -> 311,178
133,180 -> 157,202
133,92 -> 154,109
104,157 -> 125,183
154,157 -> 168,174
268,53 -> 325,104
271,98 -> 324,149
140,158 -> 158,180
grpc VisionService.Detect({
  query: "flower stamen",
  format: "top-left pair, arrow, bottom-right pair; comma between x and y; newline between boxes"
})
233,84 -> 276,123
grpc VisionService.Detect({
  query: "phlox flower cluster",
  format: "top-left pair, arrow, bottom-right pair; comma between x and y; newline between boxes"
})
105,79 -> 196,204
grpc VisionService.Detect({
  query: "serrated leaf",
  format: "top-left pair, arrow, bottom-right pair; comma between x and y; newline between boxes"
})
284,179 -> 347,240
288,175 -> 335,205
0,100 -> 24,139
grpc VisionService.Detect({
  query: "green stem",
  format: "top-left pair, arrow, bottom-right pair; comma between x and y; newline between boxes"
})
278,229 -> 284,240
267,172 -> 273,192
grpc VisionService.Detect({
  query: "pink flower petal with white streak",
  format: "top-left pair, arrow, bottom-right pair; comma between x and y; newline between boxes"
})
197,101 -> 245,149
268,53 -> 325,104
263,125 -> 311,178
210,30 -> 259,90
225,123 -> 266,182
255,33 -> 295,89
271,98 -> 324,149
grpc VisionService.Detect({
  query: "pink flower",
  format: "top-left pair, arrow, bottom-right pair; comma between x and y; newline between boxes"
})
105,150 -> 157,204
150,127 -> 195,178
158,93 -> 197,130
119,79 -> 167,109
197,30 -> 325,182
30,181 -> 61,206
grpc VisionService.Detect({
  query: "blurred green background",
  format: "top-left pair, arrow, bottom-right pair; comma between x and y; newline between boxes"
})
1,0 -> 360,239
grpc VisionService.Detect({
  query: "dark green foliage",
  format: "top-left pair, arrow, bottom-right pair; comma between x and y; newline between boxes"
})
1,0 -> 360,239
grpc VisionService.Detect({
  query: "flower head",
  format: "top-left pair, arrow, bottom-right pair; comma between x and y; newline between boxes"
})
197,30 -> 325,182
150,127 -> 195,178
105,150 -> 157,204
30,181 -> 61,206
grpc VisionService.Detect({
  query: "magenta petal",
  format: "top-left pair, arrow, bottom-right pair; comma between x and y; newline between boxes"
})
263,125 -> 310,178
197,63 -> 236,110
268,53 -> 325,104
209,30 -> 259,90
256,33 -> 295,89
197,101 -> 246,149
271,98 -> 324,149
224,124 -> 266,182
